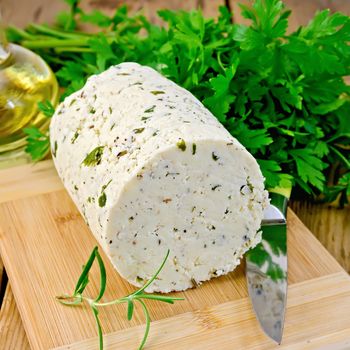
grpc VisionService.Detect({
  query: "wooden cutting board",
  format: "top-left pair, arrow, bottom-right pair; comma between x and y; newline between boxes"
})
1,161 -> 350,349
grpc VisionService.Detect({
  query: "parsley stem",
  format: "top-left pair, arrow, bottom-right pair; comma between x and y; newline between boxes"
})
55,47 -> 93,53
329,145 -> 350,169
7,26 -> 34,40
28,23 -> 81,39
21,38 -> 90,48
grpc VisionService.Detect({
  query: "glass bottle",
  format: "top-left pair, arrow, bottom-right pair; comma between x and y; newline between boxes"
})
0,14 -> 59,168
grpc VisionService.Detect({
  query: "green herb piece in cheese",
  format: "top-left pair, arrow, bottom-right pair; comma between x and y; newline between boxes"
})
69,99 -> 76,107
89,106 -> 96,114
109,107 -> 112,114
133,128 -> 145,134
150,91 -> 165,95
101,180 -> 112,192
212,152 -> 219,161
74,185 -> 78,191
144,105 -> 156,113
176,139 -> 186,152
246,177 -> 254,192
98,192 -> 107,207
136,276 -> 144,283
192,143 -> 197,155
71,130 -> 79,144
211,184 -> 221,191
191,278 -> 199,287
82,146 -> 104,166
117,150 -> 128,158
52,141 -> 58,157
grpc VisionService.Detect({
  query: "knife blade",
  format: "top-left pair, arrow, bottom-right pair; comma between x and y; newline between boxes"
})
246,192 -> 288,344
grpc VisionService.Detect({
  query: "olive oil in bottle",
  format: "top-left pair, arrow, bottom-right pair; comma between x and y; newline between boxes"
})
0,18 -> 58,168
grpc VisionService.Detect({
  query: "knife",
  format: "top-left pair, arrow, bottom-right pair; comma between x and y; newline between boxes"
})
246,189 -> 290,344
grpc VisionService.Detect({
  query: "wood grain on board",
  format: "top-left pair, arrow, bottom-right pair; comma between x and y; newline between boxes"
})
54,272 -> 350,350
0,160 -> 62,205
0,257 -> 3,291
0,185 -> 349,349
0,256 -> 4,308
0,285 -> 30,350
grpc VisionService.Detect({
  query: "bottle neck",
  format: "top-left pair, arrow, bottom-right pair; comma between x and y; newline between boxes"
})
0,13 -> 11,65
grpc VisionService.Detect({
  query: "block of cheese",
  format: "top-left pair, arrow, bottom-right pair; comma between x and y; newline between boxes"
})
50,62 -> 269,293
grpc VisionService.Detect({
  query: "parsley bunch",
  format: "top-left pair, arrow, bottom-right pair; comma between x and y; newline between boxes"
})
7,0 -> 350,204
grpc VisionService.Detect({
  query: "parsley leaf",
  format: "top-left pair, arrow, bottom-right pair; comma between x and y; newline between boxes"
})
290,149 -> 327,192
38,100 -> 55,118
203,60 -> 238,122
23,127 -> 50,161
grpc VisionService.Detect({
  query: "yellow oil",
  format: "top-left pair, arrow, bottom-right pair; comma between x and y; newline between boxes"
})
0,43 -> 58,167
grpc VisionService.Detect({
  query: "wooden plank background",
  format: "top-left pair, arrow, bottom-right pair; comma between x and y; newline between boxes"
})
2,0 -> 350,28
291,201 -> 350,273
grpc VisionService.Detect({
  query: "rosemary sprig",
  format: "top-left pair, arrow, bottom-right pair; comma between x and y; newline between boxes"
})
56,247 -> 183,350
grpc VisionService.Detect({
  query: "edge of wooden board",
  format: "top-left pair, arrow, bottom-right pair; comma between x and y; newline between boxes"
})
0,159 -> 62,205
53,272 -> 350,350
0,285 -> 30,350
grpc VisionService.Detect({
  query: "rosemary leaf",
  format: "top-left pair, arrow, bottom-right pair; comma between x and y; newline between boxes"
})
132,250 -> 170,296
95,249 -> 107,302
74,246 -> 97,295
92,305 -> 103,350
137,299 -> 151,350
127,299 -> 134,321
136,294 -> 184,304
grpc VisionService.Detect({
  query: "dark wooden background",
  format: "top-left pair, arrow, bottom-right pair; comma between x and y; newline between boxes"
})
2,0 -> 350,29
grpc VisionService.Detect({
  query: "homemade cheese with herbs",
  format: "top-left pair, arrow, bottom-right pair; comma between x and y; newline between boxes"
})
50,62 -> 269,292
